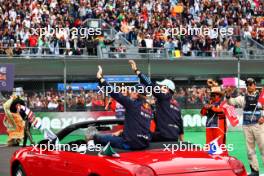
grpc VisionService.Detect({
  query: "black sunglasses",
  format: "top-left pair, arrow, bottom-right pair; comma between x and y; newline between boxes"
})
246,83 -> 254,87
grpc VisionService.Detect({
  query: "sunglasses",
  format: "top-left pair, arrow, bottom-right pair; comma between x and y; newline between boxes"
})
246,83 -> 254,87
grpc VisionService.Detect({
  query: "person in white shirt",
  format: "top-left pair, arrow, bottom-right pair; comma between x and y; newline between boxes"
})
226,78 -> 264,176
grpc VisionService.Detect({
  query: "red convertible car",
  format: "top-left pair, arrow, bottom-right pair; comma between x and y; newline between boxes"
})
10,119 -> 246,176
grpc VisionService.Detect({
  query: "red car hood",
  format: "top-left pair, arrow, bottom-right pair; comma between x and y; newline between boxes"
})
111,149 -> 231,175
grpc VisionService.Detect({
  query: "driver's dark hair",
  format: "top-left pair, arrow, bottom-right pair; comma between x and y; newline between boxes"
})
169,89 -> 174,95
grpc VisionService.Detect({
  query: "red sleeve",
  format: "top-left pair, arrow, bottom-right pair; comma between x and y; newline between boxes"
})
110,99 -> 116,111
200,107 -> 207,116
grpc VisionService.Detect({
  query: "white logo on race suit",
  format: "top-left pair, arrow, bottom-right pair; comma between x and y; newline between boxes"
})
168,124 -> 179,129
137,134 -> 149,140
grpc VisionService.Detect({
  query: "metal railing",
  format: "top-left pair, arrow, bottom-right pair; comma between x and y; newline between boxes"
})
1,45 -> 264,60
101,46 -> 237,60
0,46 -> 98,58
243,37 -> 264,59
83,19 -> 132,47
101,47 -> 168,59
244,37 -> 264,50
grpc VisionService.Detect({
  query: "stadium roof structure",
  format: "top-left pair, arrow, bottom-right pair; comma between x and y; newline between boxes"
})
0,57 -> 264,81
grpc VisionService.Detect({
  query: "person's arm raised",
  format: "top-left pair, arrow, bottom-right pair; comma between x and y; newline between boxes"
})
128,60 -> 169,100
97,65 -> 133,108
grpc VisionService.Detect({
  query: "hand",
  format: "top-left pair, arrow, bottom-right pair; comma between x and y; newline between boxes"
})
97,65 -> 103,79
225,86 -> 235,96
128,60 -> 137,72
179,134 -> 184,141
258,117 -> 264,124
105,106 -> 109,111
11,95 -> 17,100
112,130 -> 123,136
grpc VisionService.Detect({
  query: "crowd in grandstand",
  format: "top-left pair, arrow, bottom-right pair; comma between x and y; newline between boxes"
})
0,86 -> 215,111
0,88 -> 105,111
25,88 -> 105,111
0,84 -> 249,111
0,0 -> 263,57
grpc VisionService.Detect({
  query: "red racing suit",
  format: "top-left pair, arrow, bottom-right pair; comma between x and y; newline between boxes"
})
200,100 -> 227,145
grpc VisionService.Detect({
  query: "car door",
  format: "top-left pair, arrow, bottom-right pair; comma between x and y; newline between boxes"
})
55,150 -> 91,176
24,146 -> 68,176
23,147 -> 48,176
38,147 -> 91,176
39,149 -> 71,176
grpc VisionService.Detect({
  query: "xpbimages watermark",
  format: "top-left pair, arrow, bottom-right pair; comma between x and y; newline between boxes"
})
31,142 -> 102,154
97,83 -> 167,96
163,26 -> 234,38
30,26 -> 102,38
163,142 -> 234,154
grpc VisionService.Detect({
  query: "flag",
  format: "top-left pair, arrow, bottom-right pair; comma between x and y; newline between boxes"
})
208,136 -> 223,155
98,142 -> 120,158
32,118 -> 42,130
220,101 -> 239,127
43,128 -> 59,148
222,77 -> 246,88
20,105 -> 42,129
258,88 -> 264,105
44,128 -> 57,141
222,77 -> 236,87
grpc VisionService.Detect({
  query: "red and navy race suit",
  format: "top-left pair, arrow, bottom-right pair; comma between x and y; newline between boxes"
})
100,80 -> 152,149
115,101 -> 126,119
138,73 -> 184,141
200,101 -> 227,145
110,99 -> 126,119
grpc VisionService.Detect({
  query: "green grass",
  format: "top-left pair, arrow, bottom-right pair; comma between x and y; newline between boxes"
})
1,131 -> 263,173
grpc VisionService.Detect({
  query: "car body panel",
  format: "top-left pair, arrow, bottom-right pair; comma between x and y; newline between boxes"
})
114,149 -> 232,175
157,170 -> 237,176
11,146 -> 239,176
10,119 -> 246,176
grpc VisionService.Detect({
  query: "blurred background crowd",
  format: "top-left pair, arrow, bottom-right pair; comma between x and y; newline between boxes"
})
0,85 -> 248,111
0,0 -> 263,57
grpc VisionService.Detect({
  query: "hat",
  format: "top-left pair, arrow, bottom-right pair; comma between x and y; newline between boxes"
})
207,79 -> 224,96
156,79 -> 175,91
10,97 -> 25,113
210,86 -> 224,96
246,78 -> 256,86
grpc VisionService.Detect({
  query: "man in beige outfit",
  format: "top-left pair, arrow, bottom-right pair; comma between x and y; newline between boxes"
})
226,78 -> 264,176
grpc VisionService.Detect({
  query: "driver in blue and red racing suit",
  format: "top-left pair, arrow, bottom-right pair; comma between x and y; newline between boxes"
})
129,60 -> 184,142
86,65 -> 152,150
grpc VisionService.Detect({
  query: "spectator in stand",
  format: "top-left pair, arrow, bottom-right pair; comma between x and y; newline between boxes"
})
138,34 -> 147,56
47,98 -> 58,110
0,41 -> 5,55
75,95 -> 86,111
92,93 -> 105,110
164,37 -> 175,56
233,40 -> 242,58
28,34 -> 38,54
105,86 -> 127,119
57,99 -> 64,112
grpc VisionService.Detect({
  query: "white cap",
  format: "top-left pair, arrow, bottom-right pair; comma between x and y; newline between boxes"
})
156,79 -> 175,91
